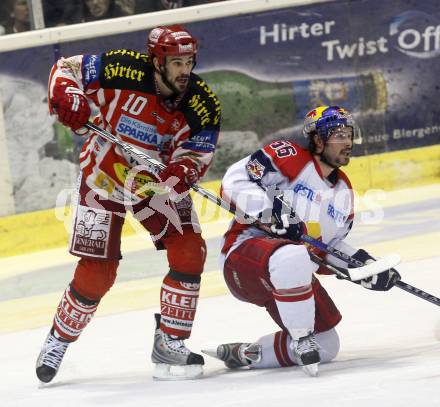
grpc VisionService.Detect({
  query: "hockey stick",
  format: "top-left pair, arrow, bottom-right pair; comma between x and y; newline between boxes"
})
309,253 -> 440,307
269,194 -> 400,271
394,280 -> 440,307
84,122 -> 399,282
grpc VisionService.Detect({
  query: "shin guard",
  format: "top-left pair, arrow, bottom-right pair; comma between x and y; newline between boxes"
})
160,271 -> 200,338
53,284 -> 99,342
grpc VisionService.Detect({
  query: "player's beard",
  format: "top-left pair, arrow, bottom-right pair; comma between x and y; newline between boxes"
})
321,147 -> 352,168
160,67 -> 189,96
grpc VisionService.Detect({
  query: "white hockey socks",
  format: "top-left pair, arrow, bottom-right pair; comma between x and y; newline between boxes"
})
269,245 -> 316,333
250,328 -> 340,369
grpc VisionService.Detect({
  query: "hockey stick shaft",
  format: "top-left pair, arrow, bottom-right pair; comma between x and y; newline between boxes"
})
85,122 -> 395,280
394,280 -> 440,307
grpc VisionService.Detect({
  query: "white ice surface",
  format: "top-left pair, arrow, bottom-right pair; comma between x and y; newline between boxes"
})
0,256 -> 439,407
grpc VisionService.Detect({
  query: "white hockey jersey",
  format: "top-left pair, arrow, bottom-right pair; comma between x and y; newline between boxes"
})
220,140 -> 356,264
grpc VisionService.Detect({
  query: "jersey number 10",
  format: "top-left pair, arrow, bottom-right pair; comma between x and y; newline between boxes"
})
122,93 -> 148,116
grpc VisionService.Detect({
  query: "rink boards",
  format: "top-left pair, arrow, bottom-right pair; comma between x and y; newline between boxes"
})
0,144 -> 440,259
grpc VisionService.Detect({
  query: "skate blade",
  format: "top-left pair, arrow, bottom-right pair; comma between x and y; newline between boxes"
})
301,363 -> 319,377
153,363 -> 203,381
38,381 -> 50,389
201,348 -> 220,360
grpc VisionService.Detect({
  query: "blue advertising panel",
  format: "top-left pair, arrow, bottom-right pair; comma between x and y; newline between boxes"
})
0,0 -> 439,212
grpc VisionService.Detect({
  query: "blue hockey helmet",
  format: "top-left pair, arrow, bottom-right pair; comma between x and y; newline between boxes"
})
303,105 -> 362,145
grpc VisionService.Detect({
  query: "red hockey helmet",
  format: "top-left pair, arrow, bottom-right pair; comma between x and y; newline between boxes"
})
147,25 -> 198,66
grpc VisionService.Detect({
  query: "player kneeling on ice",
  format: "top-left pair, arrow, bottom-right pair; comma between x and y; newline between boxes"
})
35,25 -> 221,383
203,106 -> 400,377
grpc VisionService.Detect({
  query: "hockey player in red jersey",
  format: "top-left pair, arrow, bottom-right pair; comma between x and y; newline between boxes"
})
203,106 -> 399,376
36,25 -> 221,382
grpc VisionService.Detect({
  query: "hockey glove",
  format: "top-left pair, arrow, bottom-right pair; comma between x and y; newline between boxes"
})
51,85 -> 91,132
265,194 -> 305,242
159,158 -> 199,195
350,249 -> 401,291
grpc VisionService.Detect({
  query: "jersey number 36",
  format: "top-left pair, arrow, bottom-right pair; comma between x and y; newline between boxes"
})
269,140 -> 297,158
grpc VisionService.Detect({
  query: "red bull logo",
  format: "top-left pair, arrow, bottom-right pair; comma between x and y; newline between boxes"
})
246,159 -> 265,180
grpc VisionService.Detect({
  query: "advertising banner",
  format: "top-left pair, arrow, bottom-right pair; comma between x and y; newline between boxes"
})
0,0 -> 439,213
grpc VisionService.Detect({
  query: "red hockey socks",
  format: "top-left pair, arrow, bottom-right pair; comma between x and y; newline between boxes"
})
53,284 -> 99,342
159,271 -> 200,338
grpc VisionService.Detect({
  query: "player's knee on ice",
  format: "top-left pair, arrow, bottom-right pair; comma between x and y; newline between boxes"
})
315,328 -> 340,363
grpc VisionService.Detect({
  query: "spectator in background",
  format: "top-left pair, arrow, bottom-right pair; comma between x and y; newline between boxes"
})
43,0 -> 133,27
43,0 -> 83,27
135,0 -> 184,13
82,0 -> 131,21
115,0 -> 136,15
186,0 -> 225,5
2,0 -> 30,34
135,0 -> 225,13
0,1 -> 11,34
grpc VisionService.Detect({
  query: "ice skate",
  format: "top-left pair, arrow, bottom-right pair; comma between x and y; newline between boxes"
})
151,314 -> 204,380
36,329 -> 70,383
202,342 -> 262,368
290,331 -> 320,377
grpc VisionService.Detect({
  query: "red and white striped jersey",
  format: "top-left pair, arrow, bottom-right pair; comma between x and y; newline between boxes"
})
220,140 -> 355,260
48,49 -> 221,204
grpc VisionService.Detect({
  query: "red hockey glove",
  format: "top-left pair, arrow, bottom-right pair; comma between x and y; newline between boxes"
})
51,85 -> 91,131
159,158 -> 199,195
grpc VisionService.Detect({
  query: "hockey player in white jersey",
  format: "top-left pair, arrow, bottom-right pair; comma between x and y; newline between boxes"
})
204,106 -> 400,377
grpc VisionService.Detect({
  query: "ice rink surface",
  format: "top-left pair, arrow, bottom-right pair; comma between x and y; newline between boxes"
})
0,185 -> 439,407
